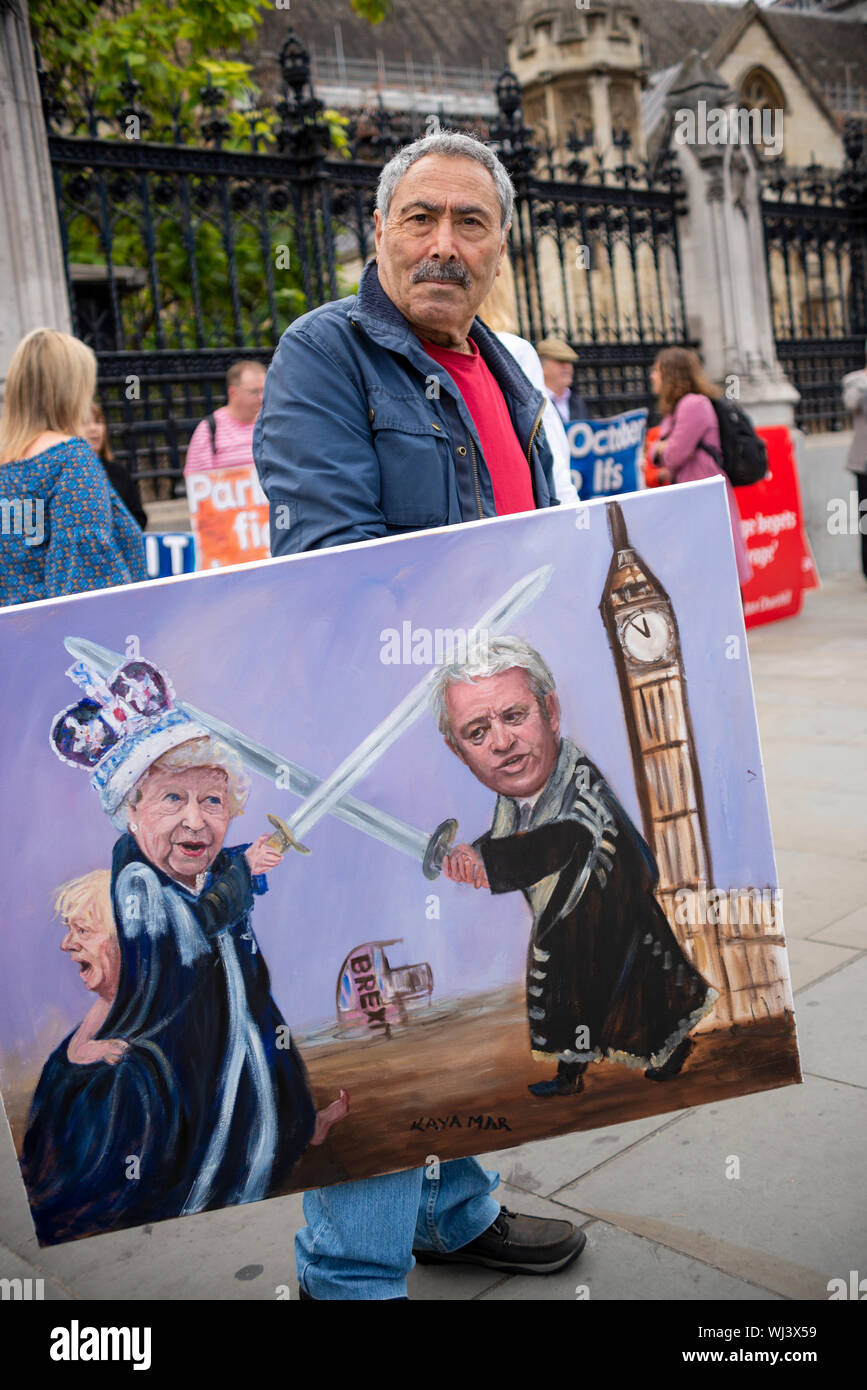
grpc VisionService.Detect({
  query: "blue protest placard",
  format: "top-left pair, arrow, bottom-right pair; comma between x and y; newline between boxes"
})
567,408 -> 648,499
143,532 -> 197,579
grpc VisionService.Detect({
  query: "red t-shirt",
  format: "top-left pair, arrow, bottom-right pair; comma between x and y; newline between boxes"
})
421,337 -> 536,517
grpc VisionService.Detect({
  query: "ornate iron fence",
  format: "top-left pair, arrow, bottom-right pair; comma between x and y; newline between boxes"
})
490,73 -> 691,420
38,32 -> 692,488
761,123 -> 867,432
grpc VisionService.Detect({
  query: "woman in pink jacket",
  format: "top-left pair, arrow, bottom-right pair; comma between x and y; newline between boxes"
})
650,348 -> 752,587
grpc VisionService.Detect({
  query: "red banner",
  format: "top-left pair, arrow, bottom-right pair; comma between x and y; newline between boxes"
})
738,427 -> 818,628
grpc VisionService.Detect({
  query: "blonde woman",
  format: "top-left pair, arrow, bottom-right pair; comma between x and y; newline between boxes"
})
0,329 -> 146,606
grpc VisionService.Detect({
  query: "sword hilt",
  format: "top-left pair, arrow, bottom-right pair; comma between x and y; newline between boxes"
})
423,818 -> 458,881
266,813 -> 311,857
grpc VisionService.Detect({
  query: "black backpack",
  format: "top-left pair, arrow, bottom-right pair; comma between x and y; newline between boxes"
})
699,397 -> 767,487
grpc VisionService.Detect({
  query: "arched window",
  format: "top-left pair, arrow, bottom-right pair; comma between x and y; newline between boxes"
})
738,67 -> 786,159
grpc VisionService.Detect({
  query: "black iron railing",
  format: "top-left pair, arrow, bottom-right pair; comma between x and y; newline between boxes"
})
761,124 -> 867,432
39,31 -> 690,485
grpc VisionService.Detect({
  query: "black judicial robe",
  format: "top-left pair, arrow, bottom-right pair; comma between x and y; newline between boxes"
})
21,834 -> 315,1244
476,739 -> 716,1069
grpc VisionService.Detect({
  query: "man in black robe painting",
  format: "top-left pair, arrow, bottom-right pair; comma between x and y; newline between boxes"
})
432,637 -> 716,1097
23,656 -> 346,1245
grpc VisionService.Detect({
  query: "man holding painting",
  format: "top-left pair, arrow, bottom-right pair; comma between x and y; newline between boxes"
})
255,130 -> 585,1299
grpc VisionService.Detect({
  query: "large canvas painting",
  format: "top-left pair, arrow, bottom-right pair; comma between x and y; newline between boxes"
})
0,478 -> 801,1245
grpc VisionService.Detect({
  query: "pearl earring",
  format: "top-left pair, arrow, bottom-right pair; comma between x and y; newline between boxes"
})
129,821 -> 138,833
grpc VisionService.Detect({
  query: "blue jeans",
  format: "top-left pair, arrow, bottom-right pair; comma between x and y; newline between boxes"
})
295,1158 -> 501,1300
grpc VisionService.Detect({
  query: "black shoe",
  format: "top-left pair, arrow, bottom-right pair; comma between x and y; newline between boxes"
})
529,1060 -> 586,1097
645,1035 -> 694,1082
413,1206 -> 587,1276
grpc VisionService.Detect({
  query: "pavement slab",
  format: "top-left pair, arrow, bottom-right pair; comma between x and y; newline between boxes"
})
785,938 -> 860,993
483,1109 -> 687,1199
477,1218 -> 781,1302
8,1189 -> 308,1301
552,1075 -> 865,1296
794,953 -> 867,1089
765,785 -> 867,860
0,1242 -> 72,1301
774,849 -> 866,939
810,906 -> 867,952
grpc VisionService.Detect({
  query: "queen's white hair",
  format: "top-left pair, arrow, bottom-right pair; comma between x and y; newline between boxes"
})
430,636 -> 556,747
119,735 -> 250,827
376,131 -> 515,232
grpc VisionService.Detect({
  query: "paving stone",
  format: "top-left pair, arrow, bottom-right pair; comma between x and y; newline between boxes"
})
765,785 -> 867,860
477,1219 -> 781,1302
552,1076 -> 865,1291
483,1110 -> 686,1198
794,954 -> 867,1088
12,1190 -> 307,1302
786,938 -> 859,993
0,1242 -> 72,1301
758,738 -> 867,795
810,906 -> 867,952
774,850 -> 866,939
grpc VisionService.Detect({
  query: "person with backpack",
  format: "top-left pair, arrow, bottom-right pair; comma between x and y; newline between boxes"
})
649,347 -> 754,588
184,360 -> 267,476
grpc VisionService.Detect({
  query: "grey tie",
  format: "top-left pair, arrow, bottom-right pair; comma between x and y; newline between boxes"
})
517,802 -> 532,831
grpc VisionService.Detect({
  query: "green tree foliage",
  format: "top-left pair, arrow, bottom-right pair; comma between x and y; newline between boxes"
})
30,0 -> 372,348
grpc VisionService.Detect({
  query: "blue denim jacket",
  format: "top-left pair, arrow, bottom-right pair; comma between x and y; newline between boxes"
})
254,259 -> 558,554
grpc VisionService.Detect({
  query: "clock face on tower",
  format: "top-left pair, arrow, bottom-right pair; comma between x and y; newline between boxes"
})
618,606 -> 675,664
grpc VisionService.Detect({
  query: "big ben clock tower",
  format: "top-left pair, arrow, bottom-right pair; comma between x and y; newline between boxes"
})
599,500 -> 729,1011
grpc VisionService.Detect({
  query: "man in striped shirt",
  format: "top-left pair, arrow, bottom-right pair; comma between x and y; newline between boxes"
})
184,361 -> 266,475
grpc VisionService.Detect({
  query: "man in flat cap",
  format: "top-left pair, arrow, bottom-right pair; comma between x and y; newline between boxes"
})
536,338 -> 589,425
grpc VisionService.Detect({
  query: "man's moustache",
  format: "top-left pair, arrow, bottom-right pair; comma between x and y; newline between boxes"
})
410,260 -> 471,289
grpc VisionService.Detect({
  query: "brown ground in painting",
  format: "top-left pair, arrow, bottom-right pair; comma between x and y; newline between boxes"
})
3,985 -> 801,1200
287,985 -> 802,1192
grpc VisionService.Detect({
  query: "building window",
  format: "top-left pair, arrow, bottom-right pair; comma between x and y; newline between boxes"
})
738,67 -> 786,160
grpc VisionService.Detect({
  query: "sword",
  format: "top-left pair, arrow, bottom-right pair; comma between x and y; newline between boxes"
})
276,564 -> 553,847
64,638 -> 455,878
65,563 -> 552,876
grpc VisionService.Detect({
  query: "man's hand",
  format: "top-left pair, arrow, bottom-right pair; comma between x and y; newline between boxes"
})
442,844 -> 489,889
69,1038 -> 129,1066
245,834 -> 284,875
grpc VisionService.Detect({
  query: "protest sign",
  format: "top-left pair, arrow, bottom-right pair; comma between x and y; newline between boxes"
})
567,408 -> 647,499
143,533 -> 197,580
185,464 -> 270,570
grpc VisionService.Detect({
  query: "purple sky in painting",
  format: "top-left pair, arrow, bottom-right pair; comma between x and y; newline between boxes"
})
0,480 -> 777,1071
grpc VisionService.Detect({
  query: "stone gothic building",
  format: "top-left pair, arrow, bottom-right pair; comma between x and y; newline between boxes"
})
255,0 -> 867,174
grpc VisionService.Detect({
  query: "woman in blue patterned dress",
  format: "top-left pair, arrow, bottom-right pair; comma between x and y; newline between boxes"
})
0,329 -> 146,607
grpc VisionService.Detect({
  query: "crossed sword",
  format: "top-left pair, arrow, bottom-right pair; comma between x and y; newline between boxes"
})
65,564 -> 552,881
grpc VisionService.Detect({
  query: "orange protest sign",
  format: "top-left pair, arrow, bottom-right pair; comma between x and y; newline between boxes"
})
185,465 -> 271,569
